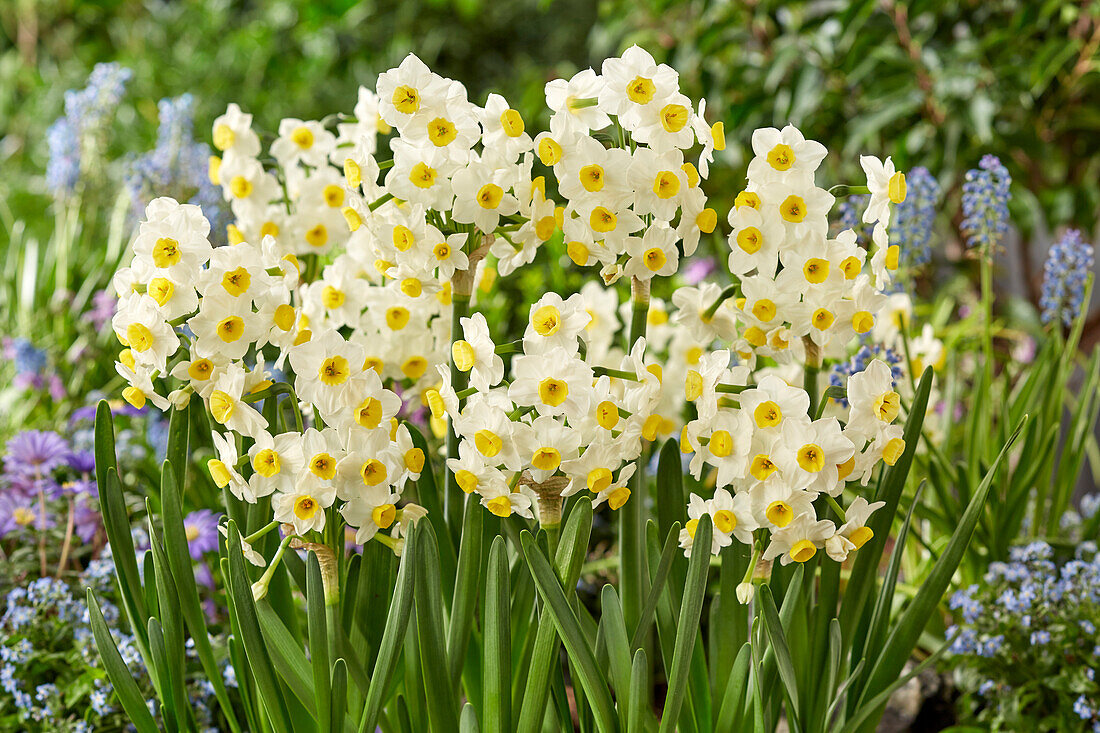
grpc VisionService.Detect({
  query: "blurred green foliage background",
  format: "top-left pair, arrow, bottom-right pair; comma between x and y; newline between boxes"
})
1,0 -> 1098,295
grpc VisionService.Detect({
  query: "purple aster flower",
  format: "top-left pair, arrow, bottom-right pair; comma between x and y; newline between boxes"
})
183,509 -> 222,559
73,496 -> 101,544
3,431 -> 71,478
66,450 -> 95,475
682,256 -> 716,285
85,289 -> 117,331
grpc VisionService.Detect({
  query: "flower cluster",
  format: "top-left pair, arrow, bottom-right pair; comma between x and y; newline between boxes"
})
1,338 -> 66,401
947,539 -> 1100,731
961,154 -> 1012,252
722,131 -> 903,366
0,430 -> 99,547
1,553 -> 231,732
111,47 -> 926,581
1040,229 -> 1094,328
125,94 -> 225,233
46,63 -> 133,196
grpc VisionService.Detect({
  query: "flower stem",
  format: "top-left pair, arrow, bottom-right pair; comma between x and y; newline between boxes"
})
621,277 -> 650,628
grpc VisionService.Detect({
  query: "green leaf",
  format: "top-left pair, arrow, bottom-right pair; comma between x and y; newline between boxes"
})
598,583 -> 633,709
226,521 -> 294,731
415,522 -> 461,732
841,367 -> 934,644
159,457 -> 241,733
86,590 -> 159,733
146,618 -> 178,733
758,584 -> 801,733
331,659 -> 348,733
629,520 -> 680,651
627,648 -> 651,733
359,524 -> 415,733
308,552 -> 332,733
658,514 -> 711,733
515,500 -> 593,733
94,404 -> 148,655
856,418 -> 1027,720
483,536 -> 511,733
655,438 -> 686,542
447,493 -> 484,689
715,643 -> 751,732
842,645 -> 947,733
460,703 -> 481,733
145,503 -> 189,730
521,531 -> 617,733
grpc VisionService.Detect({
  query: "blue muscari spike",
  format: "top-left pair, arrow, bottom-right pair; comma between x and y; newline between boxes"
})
960,154 -> 1011,251
1040,229 -> 1094,327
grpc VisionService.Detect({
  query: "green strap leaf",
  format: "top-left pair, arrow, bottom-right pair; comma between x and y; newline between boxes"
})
515,500 -> 593,733
521,531 -> 617,733
225,521 -> 294,731
307,552 -> 332,733
483,536 -> 511,733
627,648 -> 651,733
87,590 -> 159,733
658,514 -> 712,733
714,643 -> 751,733
629,520 -> 681,652
331,659 -> 348,733
358,519 -> 415,733
758,584 -> 801,733
598,584 -> 633,704
414,522 -> 461,732
855,418 -> 1027,720
447,493 -> 484,689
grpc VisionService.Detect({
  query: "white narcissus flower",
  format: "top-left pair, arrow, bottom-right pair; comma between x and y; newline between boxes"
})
774,417 -> 856,496
477,478 -> 535,519
523,292 -> 591,356
519,415 -> 581,483
746,125 -> 827,184
671,283 -> 739,344
686,409 -> 752,487
845,359 -> 902,443
273,480 -> 337,535
508,348 -> 594,423
246,430 -> 304,500
341,484 -> 402,544
204,363 -> 268,440
825,496 -> 886,562
708,488 -> 759,545
859,155 -> 907,227
624,222 -> 680,280
544,69 -> 611,135
762,512 -> 836,566
591,462 -> 637,511
599,45 -> 679,125
207,431 -> 250,502
478,93 -> 532,166
218,524 -> 265,566
739,375 -> 811,433
113,292 -> 180,374
727,202 -> 786,278
452,312 -> 505,392
212,103 -> 261,159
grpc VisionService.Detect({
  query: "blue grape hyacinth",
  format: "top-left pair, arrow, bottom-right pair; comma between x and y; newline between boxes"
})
1040,229 -> 1094,328
961,155 -> 1011,251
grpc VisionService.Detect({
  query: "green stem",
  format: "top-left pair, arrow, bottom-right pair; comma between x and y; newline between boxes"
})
621,277 -> 650,629
803,336 -> 822,419
981,248 -> 995,392
702,284 -> 738,321
825,495 -> 847,522
446,290 -> 472,525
